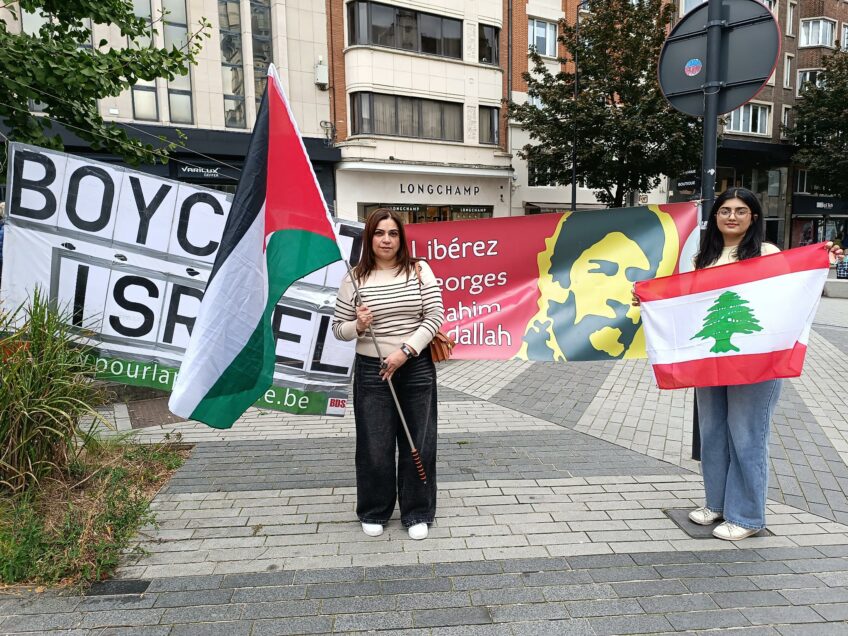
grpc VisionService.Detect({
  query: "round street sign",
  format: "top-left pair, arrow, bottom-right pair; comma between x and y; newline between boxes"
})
658,0 -> 780,118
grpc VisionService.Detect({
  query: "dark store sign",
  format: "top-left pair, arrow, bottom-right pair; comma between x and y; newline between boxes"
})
399,182 -> 482,196
793,195 -> 848,215
174,162 -> 239,182
675,170 -> 700,194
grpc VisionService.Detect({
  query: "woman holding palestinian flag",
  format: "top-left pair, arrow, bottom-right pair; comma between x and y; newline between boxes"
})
634,188 -> 843,541
332,209 -> 444,541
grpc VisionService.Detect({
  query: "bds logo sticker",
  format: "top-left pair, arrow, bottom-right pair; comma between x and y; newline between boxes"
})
327,397 -> 347,415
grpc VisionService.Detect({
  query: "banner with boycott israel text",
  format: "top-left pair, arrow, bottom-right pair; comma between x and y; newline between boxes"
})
405,202 -> 699,361
1,143 -> 362,416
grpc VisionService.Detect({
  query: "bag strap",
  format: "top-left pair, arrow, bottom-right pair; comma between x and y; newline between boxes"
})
415,261 -> 424,318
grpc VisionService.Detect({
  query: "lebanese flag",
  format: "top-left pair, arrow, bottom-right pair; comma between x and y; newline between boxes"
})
635,243 -> 830,390
169,66 -> 342,429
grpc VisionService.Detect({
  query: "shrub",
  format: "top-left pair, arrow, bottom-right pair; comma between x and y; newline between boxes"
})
0,290 -> 107,494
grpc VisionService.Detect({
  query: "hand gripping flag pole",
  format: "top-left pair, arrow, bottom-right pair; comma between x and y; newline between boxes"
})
344,262 -> 427,484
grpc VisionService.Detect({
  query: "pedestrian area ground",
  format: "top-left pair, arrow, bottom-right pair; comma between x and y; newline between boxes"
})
3,298 -> 848,635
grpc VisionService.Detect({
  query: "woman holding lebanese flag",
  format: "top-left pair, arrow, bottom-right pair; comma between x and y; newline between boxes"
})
634,188 -> 843,541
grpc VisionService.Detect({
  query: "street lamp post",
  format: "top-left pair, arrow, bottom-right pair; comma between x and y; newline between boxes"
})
571,0 -> 589,212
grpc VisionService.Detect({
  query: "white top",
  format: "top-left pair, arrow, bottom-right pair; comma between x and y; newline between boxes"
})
332,260 -> 445,358
706,242 -> 781,268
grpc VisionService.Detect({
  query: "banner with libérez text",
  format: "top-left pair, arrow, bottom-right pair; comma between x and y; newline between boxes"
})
406,203 -> 699,361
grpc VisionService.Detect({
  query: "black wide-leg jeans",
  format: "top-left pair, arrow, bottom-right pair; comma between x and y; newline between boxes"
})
353,351 -> 437,527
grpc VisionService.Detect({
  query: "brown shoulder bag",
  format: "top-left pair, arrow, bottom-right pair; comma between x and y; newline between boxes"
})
415,262 -> 455,362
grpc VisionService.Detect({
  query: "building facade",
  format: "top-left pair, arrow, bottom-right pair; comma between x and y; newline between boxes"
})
5,0 -> 341,204
670,0 -> 848,248
326,0 -> 512,223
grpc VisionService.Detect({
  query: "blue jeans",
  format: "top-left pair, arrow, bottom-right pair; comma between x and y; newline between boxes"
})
353,352 -> 437,527
695,379 -> 782,530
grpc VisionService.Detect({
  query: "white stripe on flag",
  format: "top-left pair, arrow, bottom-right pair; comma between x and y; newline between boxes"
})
641,268 -> 825,365
169,205 -> 268,417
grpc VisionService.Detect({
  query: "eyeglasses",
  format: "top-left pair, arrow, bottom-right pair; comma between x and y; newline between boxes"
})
716,207 -> 751,218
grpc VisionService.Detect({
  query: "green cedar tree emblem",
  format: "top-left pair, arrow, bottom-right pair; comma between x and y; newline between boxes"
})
691,291 -> 763,353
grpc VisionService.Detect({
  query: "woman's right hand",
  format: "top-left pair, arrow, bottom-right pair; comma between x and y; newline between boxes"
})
356,304 -> 373,334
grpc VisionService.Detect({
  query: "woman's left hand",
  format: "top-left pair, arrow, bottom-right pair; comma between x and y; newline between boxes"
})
379,349 -> 408,381
825,241 -> 845,265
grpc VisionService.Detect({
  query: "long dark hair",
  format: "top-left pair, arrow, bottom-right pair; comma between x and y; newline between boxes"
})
352,208 -> 416,281
694,188 -> 765,269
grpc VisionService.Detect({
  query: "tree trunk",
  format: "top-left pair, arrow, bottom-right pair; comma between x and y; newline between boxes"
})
613,187 -> 625,208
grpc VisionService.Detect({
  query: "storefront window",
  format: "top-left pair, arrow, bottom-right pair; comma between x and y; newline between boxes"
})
358,203 -> 493,223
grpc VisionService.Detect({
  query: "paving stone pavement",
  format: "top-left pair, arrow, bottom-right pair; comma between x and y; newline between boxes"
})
3,298 -> 848,634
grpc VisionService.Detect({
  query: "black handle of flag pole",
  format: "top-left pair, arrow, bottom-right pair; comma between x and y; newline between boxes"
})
343,262 -> 428,483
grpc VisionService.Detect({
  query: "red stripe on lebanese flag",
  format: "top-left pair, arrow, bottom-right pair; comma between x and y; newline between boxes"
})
652,344 -> 808,390
636,242 -> 830,302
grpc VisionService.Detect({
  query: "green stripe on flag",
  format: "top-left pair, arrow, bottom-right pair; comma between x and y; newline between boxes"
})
191,230 -> 341,429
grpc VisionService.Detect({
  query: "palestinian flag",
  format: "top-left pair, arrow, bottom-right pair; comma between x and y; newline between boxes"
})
169,66 -> 342,429
635,243 -> 829,390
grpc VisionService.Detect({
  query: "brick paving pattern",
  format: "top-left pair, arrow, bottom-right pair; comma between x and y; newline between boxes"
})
2,298 -> 848,634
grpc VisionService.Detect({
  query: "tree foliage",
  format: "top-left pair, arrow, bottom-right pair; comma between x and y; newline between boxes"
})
0,0 -> 210,172
509,0 -> 701,208
787,50 -> 848,200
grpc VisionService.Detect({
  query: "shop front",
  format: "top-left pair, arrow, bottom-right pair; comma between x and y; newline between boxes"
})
335,163 -> 511,223
790,195 -> 848,249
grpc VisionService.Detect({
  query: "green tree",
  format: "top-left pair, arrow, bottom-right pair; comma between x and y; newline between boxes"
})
787,50 -> 848,200
691,291 -> 763,354
509,0 -> 701,208
0,0 -> 210,171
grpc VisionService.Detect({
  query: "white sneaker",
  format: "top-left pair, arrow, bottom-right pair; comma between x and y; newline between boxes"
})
361,522 -> 383,537
407,523 -> 428,540
688,507 -> 723,526
712,521 -> 760,541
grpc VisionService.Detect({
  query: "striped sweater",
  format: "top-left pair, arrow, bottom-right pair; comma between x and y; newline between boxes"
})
332,260 -> 445,358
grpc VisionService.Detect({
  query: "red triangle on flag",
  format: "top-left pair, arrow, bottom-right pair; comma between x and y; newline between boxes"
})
264,69 -> 337,242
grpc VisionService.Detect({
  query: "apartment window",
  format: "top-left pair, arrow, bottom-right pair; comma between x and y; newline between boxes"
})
21,7 -> 50,34
163,0 -> 193,124
800,19 -> 835,47
528,18 -> 557,57
797,169 -> 810,194
347,1 -> 462,59
784,54 -> 793,88
251,0 -> 273,109
781,106 -> 792,138
132,82 -> 159,121
726,103 -> 770,135
131,0 -> 158,121
528,94 -> 544,109
478,24 -> 499,65
798,69 -> 823,94
479,106 -> 499,145
787,2 -> 796,36
219,0 -> 246,128
350,92 -> 463,142
842,24 -> 848,50
528,159 -> 562,187
759,0 -> 776,12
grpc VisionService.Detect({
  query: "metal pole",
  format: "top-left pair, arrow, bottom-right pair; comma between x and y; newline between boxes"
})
692,0 -> 724,461
343,262 -> 427,483
571,2 -> 582,212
